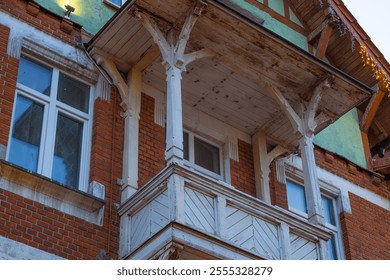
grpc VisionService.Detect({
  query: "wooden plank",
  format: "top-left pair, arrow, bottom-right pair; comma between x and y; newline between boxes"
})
316,24 -> 333,59
184,188 -> 216,233
360,88 -> 386,132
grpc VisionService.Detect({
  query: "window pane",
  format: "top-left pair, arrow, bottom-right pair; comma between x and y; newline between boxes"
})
286,180 -> 307,213
194,137 -> 220,174
183,132 -> 189,160
57,73 -> 90,113
9,95 -> 43,172
17,55 -> 52,95
327,236 -> 338,260
52,114 -> 83,188
109,0 -> 122,5
322,195 -> 336,226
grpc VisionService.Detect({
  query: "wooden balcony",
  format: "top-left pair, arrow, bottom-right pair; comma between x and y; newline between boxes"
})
118,164 -> 332,260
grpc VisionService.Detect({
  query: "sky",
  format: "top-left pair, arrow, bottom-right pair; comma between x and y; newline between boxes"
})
343,0 -> 390,61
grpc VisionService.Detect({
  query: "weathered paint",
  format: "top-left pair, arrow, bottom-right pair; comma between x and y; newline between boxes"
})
229,0 -> 308,50
34,0 -> 116,34
314,108 -> 367,168
268,0 -> 284,16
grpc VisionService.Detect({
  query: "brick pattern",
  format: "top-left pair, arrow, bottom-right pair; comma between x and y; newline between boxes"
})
340,193 -> 390,260
269,161 -> 288,210
314,147 -> 390,198
0,6 -> 122,258
138,93 -> 165,187
0,0 -> 82,45
0,188 -> 117,259
230,140 -> 256,197
0,25 -> 18,148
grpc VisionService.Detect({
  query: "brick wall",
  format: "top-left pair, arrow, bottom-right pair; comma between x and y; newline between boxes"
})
138,93 -> 165,187
340,193 -> 390,260
0,2 -> 122,259
0,24 -> 18,149
270,161 -> 288,210
230,139 -> 256,197
0,188 -> 118,259
0,0 -> 82,45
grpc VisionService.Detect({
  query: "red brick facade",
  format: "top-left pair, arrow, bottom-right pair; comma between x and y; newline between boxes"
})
0,25 -> 17,148
138,93 -> 165,187
0,0 -> 389,261
340,194 -> 390,259
0,2 -> 121,259
230,140 -> 256,197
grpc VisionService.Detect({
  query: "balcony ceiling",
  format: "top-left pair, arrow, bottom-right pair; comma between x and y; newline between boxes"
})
88,0 -> 373,148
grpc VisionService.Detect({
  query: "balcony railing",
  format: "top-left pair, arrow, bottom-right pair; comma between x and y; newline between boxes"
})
118,164 -> 332,260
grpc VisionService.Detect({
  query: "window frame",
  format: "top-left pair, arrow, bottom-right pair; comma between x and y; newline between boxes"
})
285,174 -> 345,260
183,130 -> 224,181
285,178 -> 309,219
7,54 -> 94,191
103,0 -> 125,8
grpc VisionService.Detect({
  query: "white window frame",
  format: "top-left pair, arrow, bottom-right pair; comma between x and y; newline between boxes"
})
183,130 -> 224,181
285,173 -> 345,260
285,178 -> 309,219
7,54 -> 94,192
320,191 -> 344,260
103,0 -> 125,8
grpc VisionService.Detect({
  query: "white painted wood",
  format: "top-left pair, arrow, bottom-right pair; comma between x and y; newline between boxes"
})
278,223 -> 290,260
165,66 -> 185,163
119,164 -> 331,259
226,205 -> 281,259
92,53 -> 129,110
121,68 -> 142,202
252,131 -> 287,203
119,214 -> 131,258
299,136 -> 324,225
264,83 -> 303,135
289,233 -> 318,260
216,196 -> 227,238
184,187 -> 216,234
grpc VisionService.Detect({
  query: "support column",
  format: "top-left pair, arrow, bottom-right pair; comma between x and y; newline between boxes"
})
299,135 -> 324,224
253,131 -> 287,204
121,68 -> 142,201
165,66 -> 184,164
92,53 -> 142,202
135,1 -> 211,166
265,77 -> 333,225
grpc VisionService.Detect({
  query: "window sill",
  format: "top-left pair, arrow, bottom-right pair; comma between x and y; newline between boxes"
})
0,160 -> 105,225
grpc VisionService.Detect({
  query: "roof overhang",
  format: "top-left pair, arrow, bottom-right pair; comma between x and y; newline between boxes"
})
87,0 -> 373,148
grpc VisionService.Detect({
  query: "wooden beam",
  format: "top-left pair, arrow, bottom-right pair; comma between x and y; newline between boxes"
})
316,24 -> 333,60
305,76 -> 333,134
265,83 -> 303,135
372,156 -> 390,171
134,44 -> 161,71
252,131 -> 287,203
360,88 -> 386,132
361,131 -> 373,169
93,53 -> 129,111
307,19 -> 330,44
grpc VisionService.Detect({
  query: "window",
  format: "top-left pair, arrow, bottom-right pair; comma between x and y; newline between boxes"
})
104,0 -> 125,7
7,55 -> 92,189
286,179 -> 343,259
183,131 -> 222,179
321,195 -> 343,260
286,180 -> 307,216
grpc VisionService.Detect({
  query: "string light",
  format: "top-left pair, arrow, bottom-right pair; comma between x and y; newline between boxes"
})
359,45 -> 390,93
